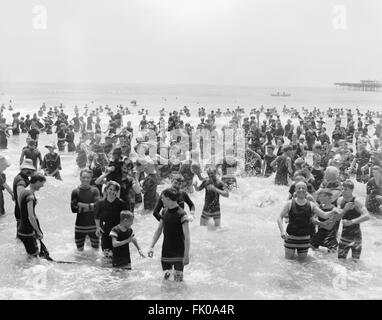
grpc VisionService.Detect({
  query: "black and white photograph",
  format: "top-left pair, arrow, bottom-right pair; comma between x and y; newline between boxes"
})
1,0 -> 382,304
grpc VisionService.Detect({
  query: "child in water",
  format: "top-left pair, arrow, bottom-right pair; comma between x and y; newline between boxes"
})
110,211 -> 145,269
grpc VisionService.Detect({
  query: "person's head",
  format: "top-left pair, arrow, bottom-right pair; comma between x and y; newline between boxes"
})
293,174 -> 307,184
207,167 -> 217,181
266,145 -> 275,155
324,166 -> 339,182
30,173 -> 46,191
283,145 -> 293,157
105,181 -> 120,198
94,133 -> 102,143
45,145 -> 56,154
112,148 -> 122,161
317,189 -> 333,205
276,137 -> 284,146
171,174 -> 184,190
120,211 -> 134,228
371,165 -> 382,180
28,140 -> 37,150
161,188 -> 179,208
0,155 -> 11,172
294,157 -> 305,169
295,181 -> 308,199
80,169 -> 93,186
341,179 -> 354,197
312,153 -> 321,165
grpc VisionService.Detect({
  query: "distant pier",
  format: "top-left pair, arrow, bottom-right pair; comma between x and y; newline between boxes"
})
334,80 -> 381,91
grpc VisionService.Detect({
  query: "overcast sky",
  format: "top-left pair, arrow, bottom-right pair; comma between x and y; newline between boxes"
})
0,0 -> 381,87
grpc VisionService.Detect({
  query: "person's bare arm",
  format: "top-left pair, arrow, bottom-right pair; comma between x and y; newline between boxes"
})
182,221 -> 190,265
148,220 -> 164,256
131,237 -> 145,257
343,200 -> 370,226
277,201 -> 291,239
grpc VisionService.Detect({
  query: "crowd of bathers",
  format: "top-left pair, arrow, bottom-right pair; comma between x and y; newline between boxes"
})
1,101 -> 382,278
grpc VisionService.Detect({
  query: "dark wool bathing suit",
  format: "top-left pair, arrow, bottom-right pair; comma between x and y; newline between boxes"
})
161,207 -> 188,272
110,225 -> 133,268
17,190 -> 41,255
284,198 -> 314,254
310,206 -> 339,250
95,198 -> 128,252
153,190 -> 194,221
200,180 -> 226,221
338,197 -> 362,259
13,172 -> 30,228
71,185 -> 100,249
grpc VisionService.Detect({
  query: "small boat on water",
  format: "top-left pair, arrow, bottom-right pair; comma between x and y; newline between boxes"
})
271,92 -> 291,97
130,100 -> 137,106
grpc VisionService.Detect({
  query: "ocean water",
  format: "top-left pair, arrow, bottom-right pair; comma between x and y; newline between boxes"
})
0,83 -> 382,300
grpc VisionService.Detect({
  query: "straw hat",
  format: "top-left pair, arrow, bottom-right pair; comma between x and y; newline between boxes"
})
45,144 -> 57,150
20,159 -> 36,171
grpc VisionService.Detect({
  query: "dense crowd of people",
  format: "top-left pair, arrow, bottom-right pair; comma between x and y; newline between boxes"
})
1,101 -> 382,281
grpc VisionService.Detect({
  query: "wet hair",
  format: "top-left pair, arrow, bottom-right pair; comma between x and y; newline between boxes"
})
162,188 -> 179,201
105,180 -> 120,191
283,145 -> 292,153
30,173 -> 46,184
120,210 -> 134,222
80,169 -> 93,178
342,179 -> 354,190
171,174 -> 184,183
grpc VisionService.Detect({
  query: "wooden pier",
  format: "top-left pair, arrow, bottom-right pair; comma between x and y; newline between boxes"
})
334,80 -> 382,91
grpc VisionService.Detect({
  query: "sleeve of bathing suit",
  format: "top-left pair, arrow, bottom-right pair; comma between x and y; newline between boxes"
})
153,193 -> 164,222
70,188 -> 79,213
183,192 -> 195,212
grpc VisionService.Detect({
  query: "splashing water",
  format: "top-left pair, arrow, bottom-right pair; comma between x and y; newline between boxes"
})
1,84 -> 382,299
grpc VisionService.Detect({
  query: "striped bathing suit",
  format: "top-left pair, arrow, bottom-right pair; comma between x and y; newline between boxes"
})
200,180 -> 226,221
284,198 -> 314,254
71,185 -> 100,249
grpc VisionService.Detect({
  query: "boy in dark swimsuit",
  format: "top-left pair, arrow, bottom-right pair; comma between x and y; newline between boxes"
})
148,188 -> 190,281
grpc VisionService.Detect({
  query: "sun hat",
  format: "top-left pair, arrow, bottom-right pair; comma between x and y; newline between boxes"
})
45,144 -> 56,150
